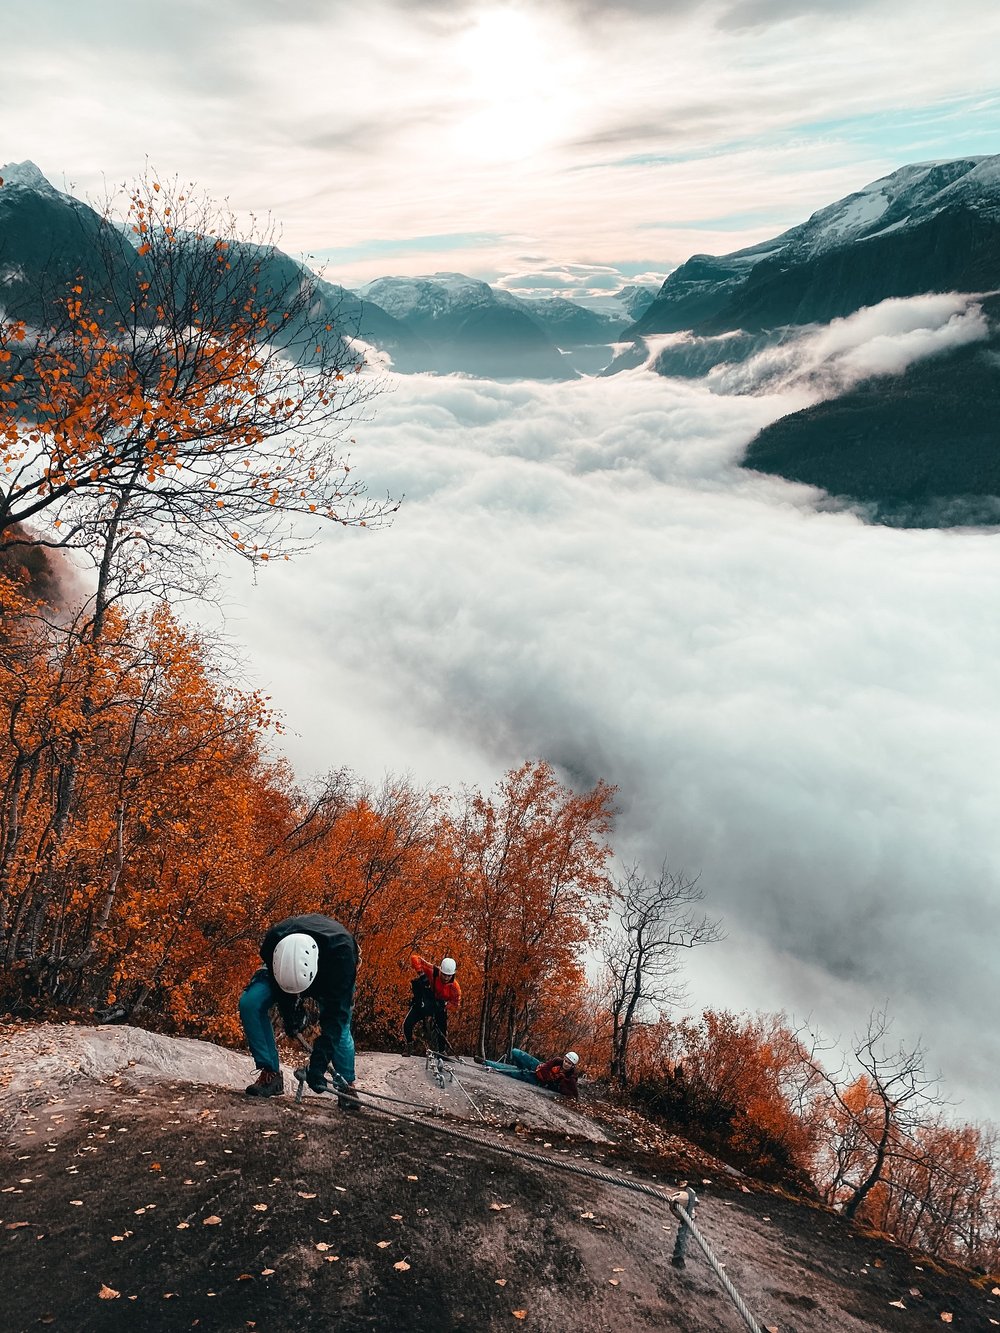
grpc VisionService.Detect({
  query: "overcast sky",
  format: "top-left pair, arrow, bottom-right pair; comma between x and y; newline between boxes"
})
5,0 -> 1000,295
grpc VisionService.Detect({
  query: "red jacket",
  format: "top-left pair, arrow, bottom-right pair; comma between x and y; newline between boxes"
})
411,954 -> 462,1010
535,1058 -> 578,1099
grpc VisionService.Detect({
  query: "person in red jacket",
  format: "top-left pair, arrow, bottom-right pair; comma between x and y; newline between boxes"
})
403,953 -> 461,1053
482,1048 -> 580,1099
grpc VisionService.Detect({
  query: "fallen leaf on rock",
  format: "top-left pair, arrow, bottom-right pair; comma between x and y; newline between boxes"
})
69,1200 -> 83,1206
315,1243 -> 331,1252
889,1300 -> 906,1309
261,1269 -> 275,1276
297,1192 -> 316,1199
940,1315 -> 953,1324
261,1131 -> 277,1137
513,1313 -> 527,1321
496,1279 -> 507,1287
391,1214 -> 403,1221
203,1215 -> 222,1226
909,1288 -> 922,1297
252,1204 -> 267,1212
98,1285 -> 120,1300
608,1279 -> 620,1287
406,1175 -> 418,1181
6,1222 -> 29,1230
324,1255 -> 339,1262
377,1241 -> 391,1249
238,1274 -> 253,1281
612,1268 -> 624,1273
176,1222 -> 190,1230
489,1203 -> 512,1211
874,1259 -> 884,1269
393,1261 -> 411,1272
150,1164 -> 161,1171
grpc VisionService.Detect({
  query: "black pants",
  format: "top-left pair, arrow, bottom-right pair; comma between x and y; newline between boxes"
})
403,982 -> 448,1052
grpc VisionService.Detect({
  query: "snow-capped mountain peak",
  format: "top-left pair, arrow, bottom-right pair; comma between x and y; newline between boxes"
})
783,155 -> 998,258
0,160 -> 60,195
360,272 -> 496,321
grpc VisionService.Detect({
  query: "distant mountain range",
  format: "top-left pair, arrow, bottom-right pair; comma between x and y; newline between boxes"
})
3,156 -> 998,525
0,162 -> 630,381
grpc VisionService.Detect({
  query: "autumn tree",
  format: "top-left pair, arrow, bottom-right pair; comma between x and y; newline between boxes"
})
1,170 -> 393,605
604,860 -> 722,1086
451,761 -> 616,1060
803,1006 -> 947,1220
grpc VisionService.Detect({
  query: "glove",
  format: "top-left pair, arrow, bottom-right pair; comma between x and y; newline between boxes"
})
283,1002 -> 308,1039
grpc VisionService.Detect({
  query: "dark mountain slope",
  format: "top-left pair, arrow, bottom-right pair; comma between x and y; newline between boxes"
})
743,333 -> 1000,527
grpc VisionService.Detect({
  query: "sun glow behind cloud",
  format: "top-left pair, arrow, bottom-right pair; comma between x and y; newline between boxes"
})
449,9 -> 581,162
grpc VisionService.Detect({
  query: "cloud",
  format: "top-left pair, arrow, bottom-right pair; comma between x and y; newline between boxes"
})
7,0 -> 1000,282
222,321 -> 1000,1118
707,292 -> 991,396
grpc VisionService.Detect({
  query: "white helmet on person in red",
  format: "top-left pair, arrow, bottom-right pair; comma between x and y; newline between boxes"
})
272,933 -> 319,993
439,957 -> 457,979
563,1051 -> 579,1068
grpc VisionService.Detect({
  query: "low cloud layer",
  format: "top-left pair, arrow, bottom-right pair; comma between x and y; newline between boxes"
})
707,292 -> 991,396
227,305 -> 1000,1118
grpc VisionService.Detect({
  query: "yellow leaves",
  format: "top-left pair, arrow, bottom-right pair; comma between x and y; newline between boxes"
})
137,243 -> 151,257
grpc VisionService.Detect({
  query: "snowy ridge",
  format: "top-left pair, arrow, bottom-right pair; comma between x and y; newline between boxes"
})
0,159 -> 62,197
361,272 -> 498,320
772,156 -> 999,259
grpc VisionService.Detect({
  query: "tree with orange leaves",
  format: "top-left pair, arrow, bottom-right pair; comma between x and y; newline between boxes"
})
0,171 -> 394,619
451,760 -> 616,1061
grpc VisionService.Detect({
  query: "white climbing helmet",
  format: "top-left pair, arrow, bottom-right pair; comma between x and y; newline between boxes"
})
439,957 -> 457,979
272,933 -> 319,994
563,1051 -> 580,1067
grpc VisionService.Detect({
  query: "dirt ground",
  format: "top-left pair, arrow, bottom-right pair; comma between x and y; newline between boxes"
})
2,1024 -> 999,1332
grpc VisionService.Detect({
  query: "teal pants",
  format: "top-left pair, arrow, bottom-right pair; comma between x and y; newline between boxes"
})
483,1048 -> 541,1084
239,967 -> 356,1083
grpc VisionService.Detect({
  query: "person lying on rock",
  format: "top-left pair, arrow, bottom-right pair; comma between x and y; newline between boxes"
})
240,913 -> 359,1110
481,1048 -> 580,1099
402,952 -> 461,1054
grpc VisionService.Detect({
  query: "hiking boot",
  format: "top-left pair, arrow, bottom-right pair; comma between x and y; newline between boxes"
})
245,1069 -> 284,1098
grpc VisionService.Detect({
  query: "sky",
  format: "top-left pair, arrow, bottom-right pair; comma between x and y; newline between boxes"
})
5,0 -> 1000,298
5,2 -> 1000,1114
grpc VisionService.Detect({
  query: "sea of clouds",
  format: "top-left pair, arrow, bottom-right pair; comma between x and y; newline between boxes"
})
225,292 -> 1000,1118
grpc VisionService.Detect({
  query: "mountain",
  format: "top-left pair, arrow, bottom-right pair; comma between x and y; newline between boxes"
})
0,161 -> 425,370
616,284 -> 657,320
742,296 -> 1000,528
633,157 -> 1000,339
361,273 -> 581,378
500,292 -> 624,347
0,161 -> 136,324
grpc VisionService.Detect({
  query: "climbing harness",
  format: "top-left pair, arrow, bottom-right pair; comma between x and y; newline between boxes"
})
289,1041 -> 765,1333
